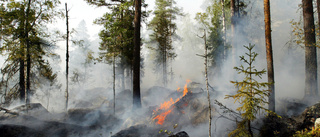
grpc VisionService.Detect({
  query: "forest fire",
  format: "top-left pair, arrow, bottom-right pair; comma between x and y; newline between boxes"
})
153,80 -> 191,125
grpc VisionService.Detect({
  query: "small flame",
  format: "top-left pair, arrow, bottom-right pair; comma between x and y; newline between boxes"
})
153,80 -> 191,125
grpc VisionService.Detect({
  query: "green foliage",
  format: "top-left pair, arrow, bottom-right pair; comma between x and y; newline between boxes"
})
95,0 -> 148,71
0,0 -> 61,103
288,4 -> 320,49
225,44 -> 271,137
195,0 -> 232,74
293,128 -> 320,137
147,0 -> 182,84
158,124 -> 179,136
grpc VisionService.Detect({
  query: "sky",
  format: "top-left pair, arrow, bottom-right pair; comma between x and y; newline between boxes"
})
56,0 -> 205,40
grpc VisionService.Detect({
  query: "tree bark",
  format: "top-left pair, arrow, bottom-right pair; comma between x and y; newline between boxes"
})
263,0 -> 275,111
133,0 -> 142,109
302,0 -> 318,100
231,0 -> 237,67
221,0 -> 227,59
19,47 -> 25,102
65,3 -> 69,111
318,0 -> 320,33
25,0 -> 31,105
203,30 -> 212,137
113,53 -> 116,115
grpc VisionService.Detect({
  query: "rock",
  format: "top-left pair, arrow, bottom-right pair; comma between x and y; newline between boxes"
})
278,98 -> 307,116
292,102 -> 320,130
0,115 -> 93,137
315,118 -> 320,129
111,124 -> 161,137
260,102 -> 320,136
0,124 -> 45,137
67,108 -> 121,130
259,114 -> 296,137
169,131 -> 189,137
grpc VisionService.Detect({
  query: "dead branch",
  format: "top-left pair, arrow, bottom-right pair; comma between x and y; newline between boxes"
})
0,106 -> 19,115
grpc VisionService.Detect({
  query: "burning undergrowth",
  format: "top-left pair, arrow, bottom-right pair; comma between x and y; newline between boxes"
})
0,80 -> 215,137
114,80 -> 216,136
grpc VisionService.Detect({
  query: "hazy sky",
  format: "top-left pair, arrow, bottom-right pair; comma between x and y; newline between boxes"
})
57,0 -> 205,39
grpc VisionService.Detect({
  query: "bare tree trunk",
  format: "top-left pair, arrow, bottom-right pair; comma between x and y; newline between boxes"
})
113,53 -> 116,115
302,0 -> 318,100
25,0 -> 31,105
318,0 -> 320,33
221,0 -> 227,59
65,3 -> 69,111
163,49 -> 167,87
133,0 -> 142,109
248,48 -> 253,137
121,68 -> 125,91
19,46 -> 25,103
231,0 -> 237,67
263,0 -> 275,111
200,29 -> 212,137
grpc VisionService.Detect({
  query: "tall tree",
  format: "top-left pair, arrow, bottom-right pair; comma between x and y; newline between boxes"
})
0,0 -> 60,104
85,0 -> 148,110
263,0 -> 275,111
221,0 -> 227,58
25,0 -> 32,104
196,0 -> 230,75
231,0 -> 236,65
133,0 -> 142,109
318,0 -> 320,34
148,0 -> 182,86
302,0 -> 318,100
65,3 -> 69,111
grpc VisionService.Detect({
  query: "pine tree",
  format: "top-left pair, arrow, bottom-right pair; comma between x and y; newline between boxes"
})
148,0 -> 182,86
263,0 -> 275,112
302,0 -> 318,101
195,0 -> 231,76
0,0 -> 60,104
86,0 -> 148,110
226,44 -> 271,137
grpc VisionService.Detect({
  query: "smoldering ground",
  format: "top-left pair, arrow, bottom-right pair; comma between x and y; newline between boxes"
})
0,0 -> 317,136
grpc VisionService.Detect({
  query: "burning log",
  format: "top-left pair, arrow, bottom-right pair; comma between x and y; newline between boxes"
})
152,80 -> 192,125
152,80 -> 213,127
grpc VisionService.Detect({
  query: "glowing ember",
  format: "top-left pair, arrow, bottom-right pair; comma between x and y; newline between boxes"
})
153,80 -> 191,125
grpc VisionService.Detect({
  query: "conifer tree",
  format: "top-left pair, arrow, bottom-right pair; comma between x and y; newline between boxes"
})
0,0 -> 60,104
226,44 -> 271,137
148,0 -> 182,86
85,0 -> 148,110
195,0 -> 231,76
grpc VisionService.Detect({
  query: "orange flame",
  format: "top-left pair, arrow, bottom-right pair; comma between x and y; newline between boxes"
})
153,80 -> 191,125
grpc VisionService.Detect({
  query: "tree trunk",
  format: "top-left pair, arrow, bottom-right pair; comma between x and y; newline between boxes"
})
302,0 -> 318,100
25,0 -> 31,105
163,49 -> 167,87
19,48 -> 25,102
203,30 -> 212,137
318,0 -> 320,33
121,67 -> 125,91
221,0 -> 227,59
263,0 -> 275,112
133,0 -> 142,109
113,53 -> 116,115
231,0 -> 237,67
65,3 -> 69,111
